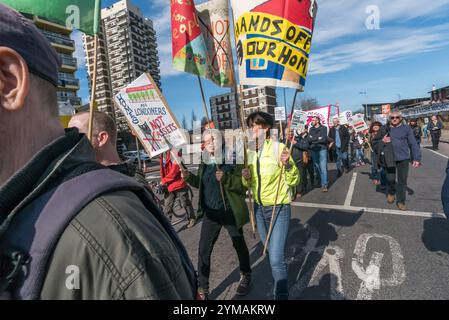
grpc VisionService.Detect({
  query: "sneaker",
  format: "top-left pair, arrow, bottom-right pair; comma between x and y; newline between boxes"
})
186,219 -> 196,229
387,194 -> 395,204
321,186 -> 328,192
236,273 -> 251,296
397,203 -> 406,211
196,288 -> 209,300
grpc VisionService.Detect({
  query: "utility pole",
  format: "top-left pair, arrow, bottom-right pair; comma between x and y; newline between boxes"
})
359,91 -> 368,119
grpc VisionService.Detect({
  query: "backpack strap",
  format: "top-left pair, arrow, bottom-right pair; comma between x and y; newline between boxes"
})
2,169 -> 196,300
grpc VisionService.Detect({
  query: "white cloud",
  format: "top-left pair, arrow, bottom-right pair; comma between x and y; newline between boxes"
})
71,30 -> 86,69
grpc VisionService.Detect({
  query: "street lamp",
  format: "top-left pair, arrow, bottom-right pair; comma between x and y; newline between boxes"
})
359,91 -> 368,119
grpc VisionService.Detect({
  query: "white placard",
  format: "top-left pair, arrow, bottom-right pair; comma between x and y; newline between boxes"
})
114,73 -> 187,158
275,106 -> 287,121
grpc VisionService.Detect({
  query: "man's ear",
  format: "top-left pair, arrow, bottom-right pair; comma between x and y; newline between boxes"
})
0,47 -> 30,111
97,131 -> 110,148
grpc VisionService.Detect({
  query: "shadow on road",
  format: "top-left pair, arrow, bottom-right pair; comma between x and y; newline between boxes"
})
422,218 -> 449,255
210,209 -> 362,300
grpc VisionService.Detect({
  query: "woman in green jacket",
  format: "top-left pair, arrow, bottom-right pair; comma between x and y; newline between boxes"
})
242,111 -> 300,300
183,130 -> 251,300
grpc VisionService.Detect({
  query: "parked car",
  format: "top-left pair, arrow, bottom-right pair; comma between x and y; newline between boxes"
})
122,150 -> 152,171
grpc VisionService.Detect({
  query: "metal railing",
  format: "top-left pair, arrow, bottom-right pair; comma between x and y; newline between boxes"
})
42,30 -> 74,48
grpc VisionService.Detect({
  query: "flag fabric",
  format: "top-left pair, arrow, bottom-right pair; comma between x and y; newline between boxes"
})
231,0 -> 318,90
171,0 -> 210,79
1,0 -> 101,35
196,0 -> 235,87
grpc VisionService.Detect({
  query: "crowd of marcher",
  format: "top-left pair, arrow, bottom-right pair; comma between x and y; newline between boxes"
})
1,4 -> 448,301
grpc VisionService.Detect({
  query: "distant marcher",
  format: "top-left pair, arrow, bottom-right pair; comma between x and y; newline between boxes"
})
308,117 -> 330,192
159,150 -> 196,228
328,117 -> 351,176
409,119 -> 422,146
427,115 -> 444,150
372,111 -> 422,211
291,126 -> 314,198
352,131 -> 366,167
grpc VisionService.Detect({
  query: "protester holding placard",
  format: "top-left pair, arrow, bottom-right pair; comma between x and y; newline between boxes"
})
328,117 -> 351,176
183,130 -> 252,300
242,112 -> 299,300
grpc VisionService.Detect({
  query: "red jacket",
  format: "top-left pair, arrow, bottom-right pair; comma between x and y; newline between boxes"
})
159,151 -> 187,192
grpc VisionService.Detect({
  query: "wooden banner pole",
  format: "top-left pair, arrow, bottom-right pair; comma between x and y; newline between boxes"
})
197,75 -> 227,211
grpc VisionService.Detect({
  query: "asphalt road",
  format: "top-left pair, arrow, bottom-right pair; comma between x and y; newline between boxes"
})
148,140 -> 449,300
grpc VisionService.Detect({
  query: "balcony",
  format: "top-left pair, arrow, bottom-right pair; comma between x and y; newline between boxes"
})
34,16 -> 71,35
58,96 -> 82,106
60,56 -> 77,72
42,31 -> 75,53
58,78 -> 80,91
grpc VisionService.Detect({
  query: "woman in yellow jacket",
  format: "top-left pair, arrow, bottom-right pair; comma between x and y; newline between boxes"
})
242,112 -> 300,300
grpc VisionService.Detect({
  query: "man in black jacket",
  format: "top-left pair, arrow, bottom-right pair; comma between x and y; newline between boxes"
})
328,117 -> 350,176
292,126 -> 315,197
308,117 -> 330,192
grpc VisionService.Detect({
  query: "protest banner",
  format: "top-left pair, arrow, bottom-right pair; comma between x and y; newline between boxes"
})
275,106 -> 287,121
291,109 -> 306,131
339,110 -> 352,125
382,104 -> 391,115
196,0 -> 235,87
349,113 -> 369,133
373,114 -> 388,125
231,0 -> 318,90
114,73 -> 187,158
304,105 -> 332,128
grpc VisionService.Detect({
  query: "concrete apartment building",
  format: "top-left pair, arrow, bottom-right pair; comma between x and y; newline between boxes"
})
84,0 -> 161,145
22,13 -> 81,112
210,86 -> 277,130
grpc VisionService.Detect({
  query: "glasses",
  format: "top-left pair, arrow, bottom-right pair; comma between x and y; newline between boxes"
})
390,116 -> 401,120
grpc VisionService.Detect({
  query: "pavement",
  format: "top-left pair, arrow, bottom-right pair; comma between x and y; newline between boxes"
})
147,140 -> 449,300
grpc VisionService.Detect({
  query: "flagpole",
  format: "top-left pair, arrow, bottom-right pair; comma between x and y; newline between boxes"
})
228,7 -> 257,237
197,75 -> 227,211
88,34 -> 99,141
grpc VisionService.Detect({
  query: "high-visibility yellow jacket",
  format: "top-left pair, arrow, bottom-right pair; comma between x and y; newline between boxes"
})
242,139 -> 300,206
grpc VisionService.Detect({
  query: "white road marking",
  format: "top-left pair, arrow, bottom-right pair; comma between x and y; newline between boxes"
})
290,201 -> 445,219
344,173 -> 358,207
427,148 -> 449,159
352,234 -> 405,300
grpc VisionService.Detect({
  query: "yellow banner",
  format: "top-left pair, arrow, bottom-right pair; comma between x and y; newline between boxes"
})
235,12 -> 313,54
242,37 -> 309,79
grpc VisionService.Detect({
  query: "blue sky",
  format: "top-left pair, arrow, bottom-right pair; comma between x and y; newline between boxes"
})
74,0 -> 449,124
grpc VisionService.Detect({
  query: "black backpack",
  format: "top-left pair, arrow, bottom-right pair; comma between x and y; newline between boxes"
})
0,168 -> 197,299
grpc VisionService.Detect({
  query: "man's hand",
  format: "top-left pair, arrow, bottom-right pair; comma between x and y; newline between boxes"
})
281,149 -> 290,166
216,170 -> 224,182
328,142 -> 334,150
242,168 -> 251,180
181,170 -> 191,180
412,161 -> 421,168
383,136 -> 391,144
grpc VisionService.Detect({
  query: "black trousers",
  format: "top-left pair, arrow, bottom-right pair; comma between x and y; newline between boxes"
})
198,211 -> 251,291
297,161 -> 315,193
385,160 -> 409,204
431,131 -> 441,150
163,187 -> 195,220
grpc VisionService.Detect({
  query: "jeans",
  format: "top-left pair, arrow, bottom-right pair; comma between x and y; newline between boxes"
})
163,187 -> 195,220
385,160 -> 409,204
255,204 -> 291,300
198,212 -> 251,291
311,149 -> 328,187
354,148 -> 364,163
334,147 -> 349,173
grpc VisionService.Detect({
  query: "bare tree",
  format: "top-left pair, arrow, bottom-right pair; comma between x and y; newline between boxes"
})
181,114 -> 188,129
295,97 -> 320,111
